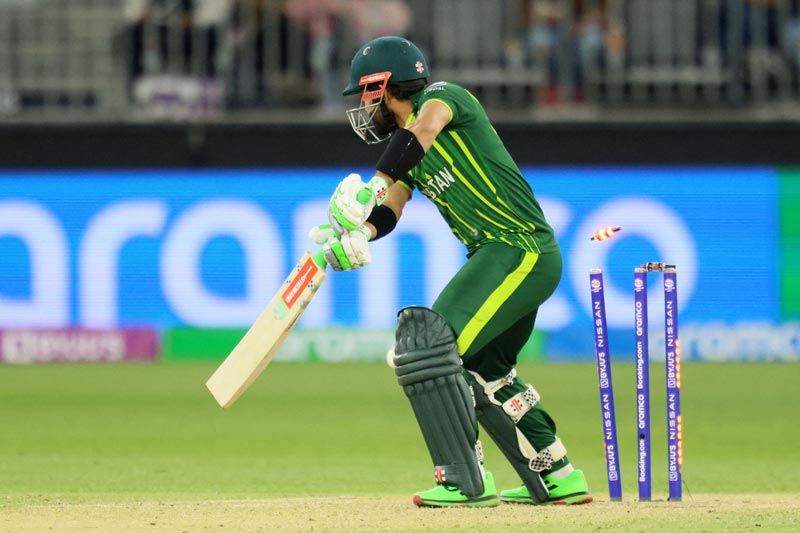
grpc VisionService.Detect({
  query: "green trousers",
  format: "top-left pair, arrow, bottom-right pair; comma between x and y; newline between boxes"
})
432,242 -> 565,459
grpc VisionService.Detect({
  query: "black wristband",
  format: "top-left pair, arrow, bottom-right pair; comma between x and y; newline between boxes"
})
375,128 -> 425,182
366,204 -> 398,240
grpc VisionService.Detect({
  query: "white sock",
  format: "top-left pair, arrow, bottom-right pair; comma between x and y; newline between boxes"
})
547,464 -> 575,478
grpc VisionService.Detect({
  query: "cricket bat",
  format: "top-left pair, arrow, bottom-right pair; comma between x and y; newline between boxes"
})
206,250 -> 327,408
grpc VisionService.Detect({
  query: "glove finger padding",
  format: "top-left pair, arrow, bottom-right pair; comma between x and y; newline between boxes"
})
322,225 -> 371,271
341,230 -> 371,267
308,224 -> 336,245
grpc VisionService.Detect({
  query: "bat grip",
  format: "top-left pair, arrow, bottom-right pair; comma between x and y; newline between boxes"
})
312,248 -> 327,268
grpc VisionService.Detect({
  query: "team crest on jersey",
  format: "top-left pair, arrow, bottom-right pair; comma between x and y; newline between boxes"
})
424,81 -> 447,94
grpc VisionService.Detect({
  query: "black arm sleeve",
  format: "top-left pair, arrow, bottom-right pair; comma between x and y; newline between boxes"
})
366,204 -> 398,240
375,128 -> 425,182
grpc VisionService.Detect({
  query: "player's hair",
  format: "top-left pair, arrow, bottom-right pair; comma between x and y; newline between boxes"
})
387,78 -> 428,101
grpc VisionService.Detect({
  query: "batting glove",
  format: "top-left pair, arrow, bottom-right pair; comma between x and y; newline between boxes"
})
308,224 -> 372,271
328,173 -> 388,234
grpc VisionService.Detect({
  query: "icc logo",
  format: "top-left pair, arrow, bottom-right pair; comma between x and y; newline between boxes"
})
591,279 -> 602,293
664,278 -> 675,292
634,278 -> 644,292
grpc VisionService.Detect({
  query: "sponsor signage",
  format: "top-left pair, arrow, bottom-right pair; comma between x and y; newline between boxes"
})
0,327 -> 158,363
0,167 -> 796,361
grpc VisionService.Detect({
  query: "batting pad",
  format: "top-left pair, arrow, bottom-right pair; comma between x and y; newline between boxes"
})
468,370 -> 552,503
394,306 -> 485,497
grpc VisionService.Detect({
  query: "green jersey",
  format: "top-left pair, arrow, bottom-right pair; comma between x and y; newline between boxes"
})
398,82 -> 558,256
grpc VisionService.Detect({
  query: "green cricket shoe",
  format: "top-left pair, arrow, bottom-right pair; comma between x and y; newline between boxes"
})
413,472 -> 500,508
501,469 -> 593,505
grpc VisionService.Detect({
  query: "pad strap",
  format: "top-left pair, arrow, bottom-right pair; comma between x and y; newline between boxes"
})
471,369 -> 541,422
476,369 -> 517,400
518,434 -> 567,472
503,385 -> 541,423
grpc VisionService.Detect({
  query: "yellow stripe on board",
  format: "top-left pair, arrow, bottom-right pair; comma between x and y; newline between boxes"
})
457,251 -> 540,354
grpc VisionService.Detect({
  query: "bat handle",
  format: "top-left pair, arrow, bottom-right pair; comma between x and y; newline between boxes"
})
312,248 -> 327,268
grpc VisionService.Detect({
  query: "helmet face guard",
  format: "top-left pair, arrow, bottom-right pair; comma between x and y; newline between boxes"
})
345,71 -> 393,144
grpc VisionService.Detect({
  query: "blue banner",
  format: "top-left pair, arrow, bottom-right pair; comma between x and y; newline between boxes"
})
524,167 -> 782,359
0,167 -> 792,361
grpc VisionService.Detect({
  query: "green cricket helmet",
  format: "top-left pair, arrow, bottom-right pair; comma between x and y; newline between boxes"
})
343,36 -> 429,144
342,36 -> 429,96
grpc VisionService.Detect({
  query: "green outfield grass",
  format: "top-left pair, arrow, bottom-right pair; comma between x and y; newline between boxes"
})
1,360 -> 798,507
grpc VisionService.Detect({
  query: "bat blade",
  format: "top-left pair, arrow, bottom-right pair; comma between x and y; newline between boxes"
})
206,251 -> 326,408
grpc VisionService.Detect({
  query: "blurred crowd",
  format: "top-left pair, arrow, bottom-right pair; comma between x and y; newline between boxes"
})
120,0 -> 800,114
122,0 -> 411,114
1,0 -> 799,118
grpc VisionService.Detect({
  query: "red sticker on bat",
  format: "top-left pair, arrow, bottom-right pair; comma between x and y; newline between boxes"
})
281,257 -> 319,309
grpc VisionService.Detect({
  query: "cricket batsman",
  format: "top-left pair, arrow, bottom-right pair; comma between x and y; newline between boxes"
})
310,36 -> 592,507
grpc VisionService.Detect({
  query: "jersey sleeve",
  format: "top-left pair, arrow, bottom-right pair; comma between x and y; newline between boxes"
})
395,82 -> 478,191
394,174 -> 416,194
417,82 -> 478,129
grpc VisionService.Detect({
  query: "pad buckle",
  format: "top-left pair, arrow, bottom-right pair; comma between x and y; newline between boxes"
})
473,368 -> 517,397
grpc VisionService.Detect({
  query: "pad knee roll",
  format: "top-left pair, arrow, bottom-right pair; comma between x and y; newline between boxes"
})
394,306 -> 485,497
